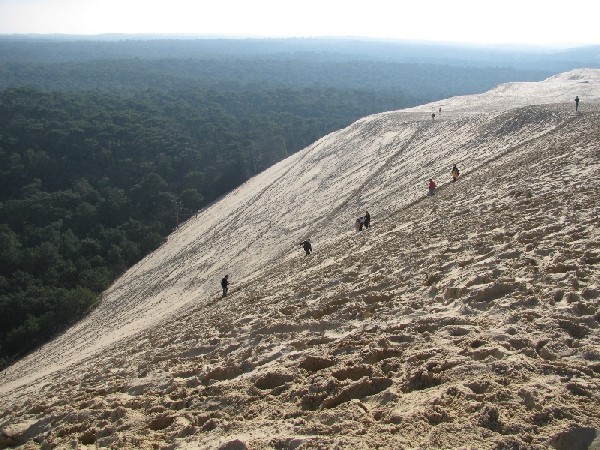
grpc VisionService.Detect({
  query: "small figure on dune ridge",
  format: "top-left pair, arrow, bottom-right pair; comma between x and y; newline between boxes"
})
575,96 -> 580,112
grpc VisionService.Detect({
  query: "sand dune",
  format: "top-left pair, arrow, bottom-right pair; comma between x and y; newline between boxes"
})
1,69 -> 599,449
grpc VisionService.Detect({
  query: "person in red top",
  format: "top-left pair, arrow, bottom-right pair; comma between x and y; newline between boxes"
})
428,178 -> 436,196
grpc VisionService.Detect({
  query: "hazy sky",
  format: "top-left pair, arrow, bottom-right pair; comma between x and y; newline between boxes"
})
0,0 -> 597,46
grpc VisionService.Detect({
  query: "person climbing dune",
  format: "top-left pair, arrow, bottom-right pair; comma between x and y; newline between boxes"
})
575,96 -> 580,112
451,164 -> 460,182
428,178 -> 437,196
221,274 -> 229,298
300,240 -> 312,256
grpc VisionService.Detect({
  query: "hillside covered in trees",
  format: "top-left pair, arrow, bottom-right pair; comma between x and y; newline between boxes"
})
0,37 -> 598,368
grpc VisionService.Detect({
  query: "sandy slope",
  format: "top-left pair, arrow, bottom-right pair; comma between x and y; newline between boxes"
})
1,69 -> 599,449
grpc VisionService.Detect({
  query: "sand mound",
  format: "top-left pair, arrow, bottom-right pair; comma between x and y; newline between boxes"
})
1,69 -> 599,449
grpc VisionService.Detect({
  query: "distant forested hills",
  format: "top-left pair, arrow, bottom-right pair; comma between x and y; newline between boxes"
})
1,36 -> 598,70
0,57 -> 544,100
0,37 -> 598,368
4,37 -> 593,96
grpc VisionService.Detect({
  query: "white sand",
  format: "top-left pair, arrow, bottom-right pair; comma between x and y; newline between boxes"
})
1,69 -> 599,449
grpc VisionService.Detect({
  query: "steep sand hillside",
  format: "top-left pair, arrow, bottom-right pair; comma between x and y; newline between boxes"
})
1,69 -> 599,449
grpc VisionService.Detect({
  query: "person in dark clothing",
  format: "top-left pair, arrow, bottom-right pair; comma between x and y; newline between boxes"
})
364,211 -> 371,229
575,96 -> 580,111
221,275 -> 229,297
300,240 -> 312,256
431,112 -> 436,120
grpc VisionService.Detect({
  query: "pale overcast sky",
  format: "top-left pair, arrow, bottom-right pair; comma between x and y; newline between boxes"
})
0,0 -> 597,46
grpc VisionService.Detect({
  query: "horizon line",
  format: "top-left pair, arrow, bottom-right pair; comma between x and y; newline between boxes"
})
0,33 -> 596,50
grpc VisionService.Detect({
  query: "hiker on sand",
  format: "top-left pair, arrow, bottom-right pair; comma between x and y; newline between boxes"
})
221,275 -> 229,298
364,211 -> 371,229
355,216 -> 365,232
575,96 -> 580,112
451,164 -> 460,182
300,240 -> 312,256
431,112 -> 436,121
428,178 -> 437,196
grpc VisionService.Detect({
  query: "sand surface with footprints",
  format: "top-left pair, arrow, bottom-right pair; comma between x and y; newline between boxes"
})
1,69 -> 600,449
